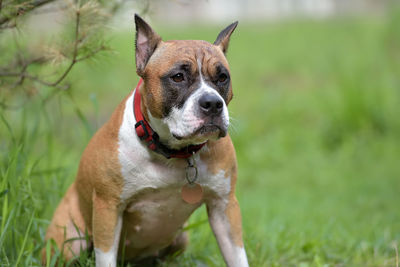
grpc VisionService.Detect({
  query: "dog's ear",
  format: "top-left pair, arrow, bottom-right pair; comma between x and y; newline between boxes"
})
135,14 -> 162,76
214,21 -> 238,54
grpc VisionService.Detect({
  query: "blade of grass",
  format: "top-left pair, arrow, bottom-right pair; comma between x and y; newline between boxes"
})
0,189 -> 8,233
14,213 -> 34,267
45,239 -> 51,267
0,209 -> 15,248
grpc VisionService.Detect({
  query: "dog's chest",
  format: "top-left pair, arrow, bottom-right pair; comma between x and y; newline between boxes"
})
118,149 -> 230,203
117,93 -> 231,202
117,150 -> 228,254
121,186 -> 198,249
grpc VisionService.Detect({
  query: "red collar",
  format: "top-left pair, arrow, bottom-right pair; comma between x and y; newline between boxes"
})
133,79 -> 205,159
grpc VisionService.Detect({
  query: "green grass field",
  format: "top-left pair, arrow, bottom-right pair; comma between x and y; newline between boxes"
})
1,14 -> 400,266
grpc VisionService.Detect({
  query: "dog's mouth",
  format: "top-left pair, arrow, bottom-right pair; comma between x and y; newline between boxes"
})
195,124 -> 227,137
172,123 -> 227,141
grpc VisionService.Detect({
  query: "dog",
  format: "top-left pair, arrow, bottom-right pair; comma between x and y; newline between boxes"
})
43,14 -> 248,267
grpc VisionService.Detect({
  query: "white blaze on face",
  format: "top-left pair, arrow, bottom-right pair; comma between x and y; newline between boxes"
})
148,59 -> 229,148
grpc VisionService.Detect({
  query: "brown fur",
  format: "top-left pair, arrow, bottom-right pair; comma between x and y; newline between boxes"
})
200,137 -> 244,247
200,136 -> 236,177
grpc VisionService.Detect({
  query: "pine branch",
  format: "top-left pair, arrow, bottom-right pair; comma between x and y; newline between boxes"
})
0,8 -> 81,90
0,0 -> 56,26
0,0 -> 134,110
48,8 -> 81,87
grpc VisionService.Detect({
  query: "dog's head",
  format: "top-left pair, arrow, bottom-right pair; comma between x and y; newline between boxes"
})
134,14 -> 237,149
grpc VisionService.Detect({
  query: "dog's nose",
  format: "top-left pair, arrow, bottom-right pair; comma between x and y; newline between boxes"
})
198,94 -> 223,116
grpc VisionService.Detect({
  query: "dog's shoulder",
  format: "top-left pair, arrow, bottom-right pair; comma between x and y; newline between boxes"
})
201,135 -> 237,173
76,90 -> 134,199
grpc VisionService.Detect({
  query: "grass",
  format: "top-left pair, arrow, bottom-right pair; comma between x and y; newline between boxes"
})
1,14 -> 400,266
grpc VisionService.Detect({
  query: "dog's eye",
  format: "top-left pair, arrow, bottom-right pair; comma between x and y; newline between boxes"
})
171,73 -> 184,83
218,73 -> 228,83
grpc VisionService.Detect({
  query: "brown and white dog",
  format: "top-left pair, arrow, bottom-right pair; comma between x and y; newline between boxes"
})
44,14 -> 248,267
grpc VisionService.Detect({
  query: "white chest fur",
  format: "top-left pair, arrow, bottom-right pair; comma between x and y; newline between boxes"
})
117,93 -> 231,204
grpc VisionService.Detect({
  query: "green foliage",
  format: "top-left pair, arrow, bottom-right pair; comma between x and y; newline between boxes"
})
1,14 -> 400,266
0,0 -> 121,109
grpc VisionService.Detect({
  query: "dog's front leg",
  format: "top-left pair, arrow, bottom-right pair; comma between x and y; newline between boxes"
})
207,194 -> 249,267
92,190 -> 122,267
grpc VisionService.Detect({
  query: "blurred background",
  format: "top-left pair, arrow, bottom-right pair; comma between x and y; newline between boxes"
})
1,0 -> 400,266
